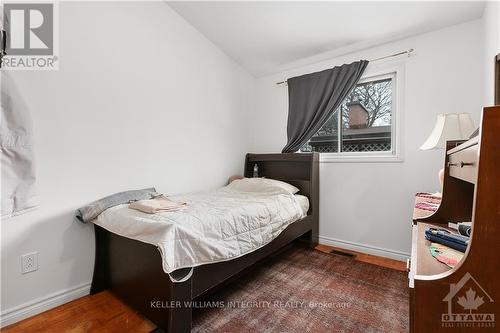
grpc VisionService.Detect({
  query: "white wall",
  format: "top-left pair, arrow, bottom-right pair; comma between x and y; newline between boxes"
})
0,2 -> 254,325
483,1 -> 500,105
249,20 -> 484,260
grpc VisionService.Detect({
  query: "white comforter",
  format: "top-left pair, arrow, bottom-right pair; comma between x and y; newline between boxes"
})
94,187 -> 307,276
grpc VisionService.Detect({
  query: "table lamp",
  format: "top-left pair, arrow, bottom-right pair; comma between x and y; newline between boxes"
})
420,113 -> 475,189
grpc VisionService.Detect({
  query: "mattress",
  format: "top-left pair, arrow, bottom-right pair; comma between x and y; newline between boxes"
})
93,187 -> 309,280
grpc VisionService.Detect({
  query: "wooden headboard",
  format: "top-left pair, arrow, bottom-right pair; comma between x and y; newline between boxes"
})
244,153 -> 319,216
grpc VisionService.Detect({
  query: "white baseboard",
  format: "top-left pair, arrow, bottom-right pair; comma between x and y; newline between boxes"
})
318,235 -> 410,262
0,282 -> 91,328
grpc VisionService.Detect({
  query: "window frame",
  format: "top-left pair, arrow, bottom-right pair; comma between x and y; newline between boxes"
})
317,62 -> 405,163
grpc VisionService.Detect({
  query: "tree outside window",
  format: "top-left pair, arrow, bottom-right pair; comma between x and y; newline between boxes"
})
301,73 -> 394,154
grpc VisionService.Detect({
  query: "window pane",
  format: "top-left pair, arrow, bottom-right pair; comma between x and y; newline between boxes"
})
300,75 -> 394,154
341,78 -> 392,152
300,112 -> 338,152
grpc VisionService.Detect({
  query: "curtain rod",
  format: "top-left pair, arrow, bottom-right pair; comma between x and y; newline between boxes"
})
275,48 -> 415,86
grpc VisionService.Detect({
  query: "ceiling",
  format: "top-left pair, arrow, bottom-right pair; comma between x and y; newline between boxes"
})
168,1 -> 485,77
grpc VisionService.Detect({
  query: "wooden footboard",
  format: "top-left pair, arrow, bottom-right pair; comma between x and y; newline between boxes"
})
90,153 -> 319,332
91,225 -> 192,331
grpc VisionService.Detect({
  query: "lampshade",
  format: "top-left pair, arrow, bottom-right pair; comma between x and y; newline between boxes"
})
420,113 -> 475,150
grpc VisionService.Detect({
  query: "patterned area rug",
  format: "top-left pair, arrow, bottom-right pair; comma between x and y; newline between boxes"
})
192,245 -> 408,333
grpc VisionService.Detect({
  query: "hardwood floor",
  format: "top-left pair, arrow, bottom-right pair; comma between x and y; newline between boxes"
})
315,244 -> 407,271
2,246 -> 406,332
1,291 -> 156,333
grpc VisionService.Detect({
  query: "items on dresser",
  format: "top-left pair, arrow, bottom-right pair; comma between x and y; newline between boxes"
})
424,228 -> 469,252
428,243 -> 464,268
413,192 -> 441,220
458,222 -> 472,236
448,221 -> 472,236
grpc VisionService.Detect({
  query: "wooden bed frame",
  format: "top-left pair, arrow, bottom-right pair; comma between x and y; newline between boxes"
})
90,153 -> 319,332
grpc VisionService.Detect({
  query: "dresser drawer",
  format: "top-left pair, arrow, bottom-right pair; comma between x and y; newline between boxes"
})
448,143 -> 478,183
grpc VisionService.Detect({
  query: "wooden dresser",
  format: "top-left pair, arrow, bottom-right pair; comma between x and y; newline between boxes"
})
408,106 -> 499,333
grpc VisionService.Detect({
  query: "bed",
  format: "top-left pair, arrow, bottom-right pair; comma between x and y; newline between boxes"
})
90,153 -> 319,332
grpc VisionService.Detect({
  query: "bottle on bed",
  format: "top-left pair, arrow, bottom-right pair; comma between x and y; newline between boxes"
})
253,164 -> 259,178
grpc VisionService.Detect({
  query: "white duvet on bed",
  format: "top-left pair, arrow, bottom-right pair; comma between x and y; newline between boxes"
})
93,186 -> 308,275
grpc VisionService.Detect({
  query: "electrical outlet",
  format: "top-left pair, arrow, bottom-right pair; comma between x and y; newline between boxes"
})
21,252 -> 38,274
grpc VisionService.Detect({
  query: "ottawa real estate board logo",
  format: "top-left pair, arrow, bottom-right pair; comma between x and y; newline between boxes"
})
442,272 -> 495,329
2,2 -> 59,70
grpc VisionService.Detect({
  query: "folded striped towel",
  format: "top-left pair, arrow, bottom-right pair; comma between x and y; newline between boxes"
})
129,196 -> 186,214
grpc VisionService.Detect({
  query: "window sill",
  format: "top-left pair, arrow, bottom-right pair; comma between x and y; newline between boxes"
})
319,153 -> 404,163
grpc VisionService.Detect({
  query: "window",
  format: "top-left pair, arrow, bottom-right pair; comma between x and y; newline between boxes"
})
301,69 -> 401,162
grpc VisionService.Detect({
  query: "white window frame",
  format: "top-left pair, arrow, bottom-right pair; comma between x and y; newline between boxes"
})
318,62 -> 405,163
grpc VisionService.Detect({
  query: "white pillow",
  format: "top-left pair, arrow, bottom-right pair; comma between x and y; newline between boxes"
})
226,178 -> 299,194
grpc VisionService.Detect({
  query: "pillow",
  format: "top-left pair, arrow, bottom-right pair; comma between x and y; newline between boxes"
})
226,178 -> 299,194
228,175 -> 245,184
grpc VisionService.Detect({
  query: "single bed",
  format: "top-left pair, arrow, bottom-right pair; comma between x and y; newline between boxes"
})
90,153 -> 319,332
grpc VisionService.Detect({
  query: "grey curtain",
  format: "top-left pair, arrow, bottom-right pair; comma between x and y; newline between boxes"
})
282,60 -> 369,153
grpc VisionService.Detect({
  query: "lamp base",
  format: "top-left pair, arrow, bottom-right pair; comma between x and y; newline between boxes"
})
438,168 -> 445,189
